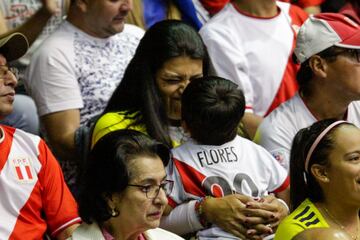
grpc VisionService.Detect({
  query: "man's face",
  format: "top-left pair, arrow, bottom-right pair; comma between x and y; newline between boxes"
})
0,54 -> 18,119
324,49 -> 360,102
82,0 -> 132,38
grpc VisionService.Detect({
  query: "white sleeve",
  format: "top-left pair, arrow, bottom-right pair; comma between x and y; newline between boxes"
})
162,156 -> 204,235
255,117 -> 291,171
24,37 -> 83,117
247,143 -> 289,194
200,26 -> 254,112
160,200 -> 204,235
263,149 -> 289,193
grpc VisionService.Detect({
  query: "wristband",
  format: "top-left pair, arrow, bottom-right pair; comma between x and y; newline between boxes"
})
195,196 -> 212,228
276,198 -> 289,213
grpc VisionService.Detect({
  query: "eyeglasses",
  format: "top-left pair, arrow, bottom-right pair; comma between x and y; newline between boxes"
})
347,49 -> 360,63
127,180 -> 174,199
320,49 -> 360,63
0,65 -> 19,80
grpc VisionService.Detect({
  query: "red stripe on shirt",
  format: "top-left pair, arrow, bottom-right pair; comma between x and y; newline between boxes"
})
265,6 -> 308,116
15,166 -> 24,180
167,197 -> 178,208
0,126 -> 15,172
173,158 -> 207,197
272,175 -> 290,193
25,166 -> 33,179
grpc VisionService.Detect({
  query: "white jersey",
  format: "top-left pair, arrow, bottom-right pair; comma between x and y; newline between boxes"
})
167,135 -> 289,239
256,93 -> 360,170
25,21 -> 144,125
199,2 -> 307,116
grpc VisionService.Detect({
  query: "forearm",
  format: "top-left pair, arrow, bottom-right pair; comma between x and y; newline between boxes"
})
47,130 -> 77,163
6,7 -> 54,46
56,224 -> 79,240
160,200 -> 203,235
41,110 -> 80,163
0,11 -> 8,35
242,112 -> 263,140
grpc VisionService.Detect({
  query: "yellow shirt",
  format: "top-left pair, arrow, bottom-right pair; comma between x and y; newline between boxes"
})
275,199 -> 329,240
91,112 -> 182,148
91,112 -> 146,149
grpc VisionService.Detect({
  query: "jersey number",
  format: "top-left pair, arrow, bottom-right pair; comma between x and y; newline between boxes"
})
202,173 -> 259,197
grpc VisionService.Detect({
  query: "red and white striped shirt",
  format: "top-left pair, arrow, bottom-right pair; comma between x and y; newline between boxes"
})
200,1 -> 308,116
0,125 -> 81,239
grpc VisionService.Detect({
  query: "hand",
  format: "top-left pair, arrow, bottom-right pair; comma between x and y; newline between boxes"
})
245,194 -> 289,231
202,194 -> 259,239
261,194 -> 289,230
41,0 -> 60,15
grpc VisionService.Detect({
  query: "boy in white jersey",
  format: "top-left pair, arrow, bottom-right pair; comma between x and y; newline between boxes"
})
165,76 -> 290,239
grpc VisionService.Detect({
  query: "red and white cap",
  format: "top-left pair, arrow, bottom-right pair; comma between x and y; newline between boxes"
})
294,13 -> 360,63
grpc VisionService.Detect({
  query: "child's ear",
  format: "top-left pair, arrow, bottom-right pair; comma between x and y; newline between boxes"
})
181,120 -> 189,133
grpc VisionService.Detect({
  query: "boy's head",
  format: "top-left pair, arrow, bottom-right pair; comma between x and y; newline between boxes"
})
181,76 -> 245,145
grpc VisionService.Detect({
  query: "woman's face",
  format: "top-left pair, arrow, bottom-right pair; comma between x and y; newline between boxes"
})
155,56 -> 203,120
324,125 -> 360,205
114,155 -> 168,232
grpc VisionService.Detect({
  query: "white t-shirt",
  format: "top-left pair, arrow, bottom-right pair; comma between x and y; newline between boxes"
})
199,2 -> 307,116
25,21 -> 144,125
256,93 -> 360,170
167,135 -> 289,239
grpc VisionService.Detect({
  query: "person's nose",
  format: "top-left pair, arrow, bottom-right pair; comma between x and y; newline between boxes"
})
154,187 -> 168,206
3,70 -> 18,88
178,79 -> 190,94
120,0 -> 133,12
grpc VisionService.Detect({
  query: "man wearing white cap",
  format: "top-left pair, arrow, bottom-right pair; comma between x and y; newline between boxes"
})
255,13 -> 360,171
0,33 -> 80,239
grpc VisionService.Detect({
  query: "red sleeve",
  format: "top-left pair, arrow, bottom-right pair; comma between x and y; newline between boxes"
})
199,0 -> 229,15
37,140 -> 81,237
289,4 -> 309,27
272,175 -> 290,193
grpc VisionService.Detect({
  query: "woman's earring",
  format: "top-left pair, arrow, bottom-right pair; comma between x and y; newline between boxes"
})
111,208 -> 119,217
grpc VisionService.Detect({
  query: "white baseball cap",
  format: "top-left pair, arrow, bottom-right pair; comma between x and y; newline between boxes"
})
295,13 -> 360,63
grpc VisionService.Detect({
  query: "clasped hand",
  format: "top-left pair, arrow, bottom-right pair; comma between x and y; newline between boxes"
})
203,194 -> 288,240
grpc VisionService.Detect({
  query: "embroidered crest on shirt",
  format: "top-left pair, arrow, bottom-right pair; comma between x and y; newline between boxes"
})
271,150 -> 286,168
10,156 -> 35,183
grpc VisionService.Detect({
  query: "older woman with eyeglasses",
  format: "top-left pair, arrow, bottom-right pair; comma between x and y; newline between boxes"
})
68,129 -> 184,240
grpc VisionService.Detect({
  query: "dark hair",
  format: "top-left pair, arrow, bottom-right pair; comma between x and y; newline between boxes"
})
182,76 -> 245,145
104,20 -> 210,148
78,129 -> 170,224
289,119 -> 353,210
297,46 -> 344,97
